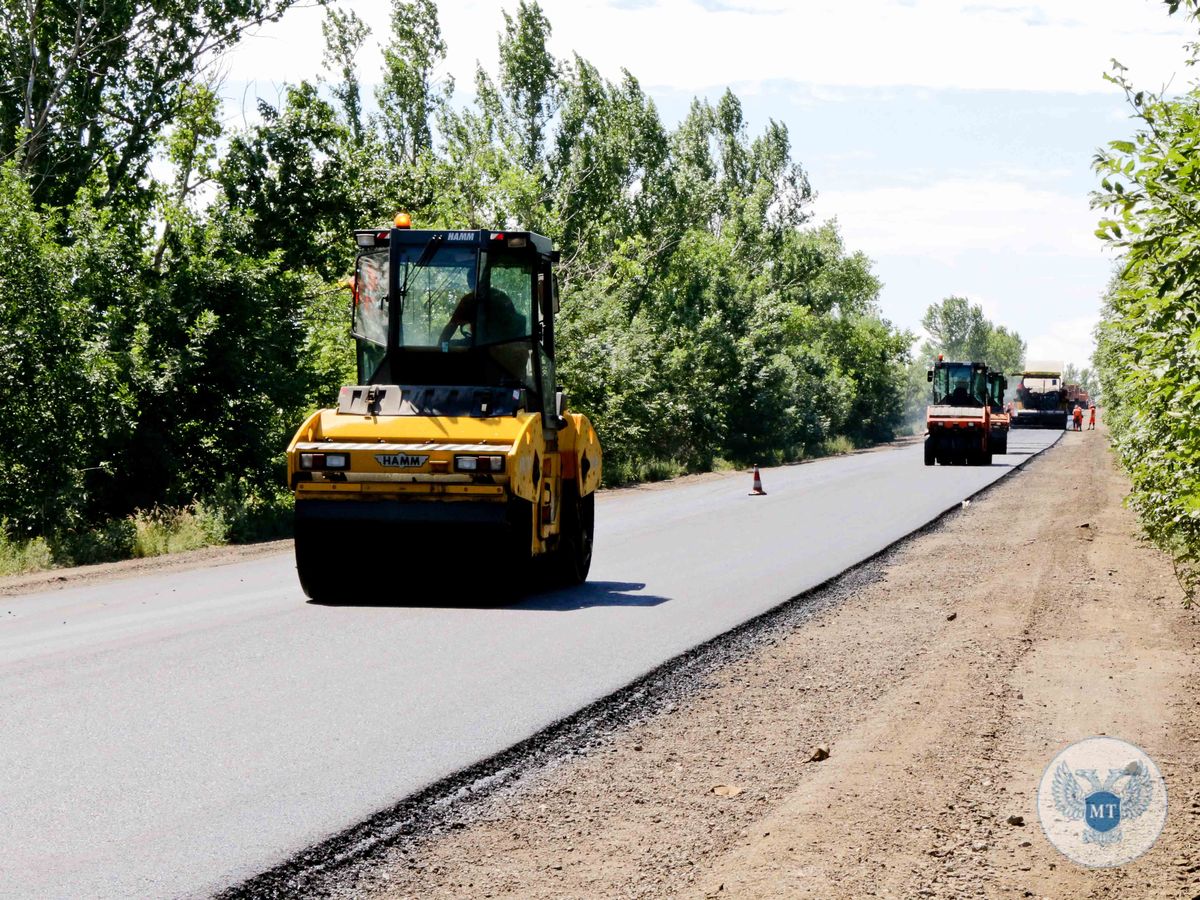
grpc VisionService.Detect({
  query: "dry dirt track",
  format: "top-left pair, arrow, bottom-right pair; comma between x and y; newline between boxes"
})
361,426 -> 1200,899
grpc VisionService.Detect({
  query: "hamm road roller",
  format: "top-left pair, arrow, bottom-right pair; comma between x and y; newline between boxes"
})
286,217 -> 602,601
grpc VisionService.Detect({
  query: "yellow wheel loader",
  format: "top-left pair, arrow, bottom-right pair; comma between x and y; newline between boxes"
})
285,217 -> 602,602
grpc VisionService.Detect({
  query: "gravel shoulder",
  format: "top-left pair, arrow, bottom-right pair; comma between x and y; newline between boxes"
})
359,425 -> 1200,899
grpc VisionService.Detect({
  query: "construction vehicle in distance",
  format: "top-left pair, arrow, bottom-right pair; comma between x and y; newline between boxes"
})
1065,383 -> 1090,415
1010,360 -> 1068,429
924,356 -> 994,466
285,215 -> 602,602
987,371 -> 1009,455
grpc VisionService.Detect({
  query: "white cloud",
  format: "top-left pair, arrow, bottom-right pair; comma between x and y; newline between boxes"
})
814,178 -> 1102,265
1027,314 -> 1100,367
964,292 -> 1002,322
220,0 -> 1195,96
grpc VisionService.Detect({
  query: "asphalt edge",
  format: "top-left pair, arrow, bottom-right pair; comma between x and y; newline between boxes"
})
217,432 -> 1064,899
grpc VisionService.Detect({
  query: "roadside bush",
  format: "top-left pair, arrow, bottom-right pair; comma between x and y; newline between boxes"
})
0,527 -> 53,578
0,495 -> 296,579
1093,24 -> 1200,605
212,484 -> 294,544
48,520 -> 138,567
131,506 -> 225,558
0,165 -> 94,536
821,435 -> 856,457
601,457 -> 687,487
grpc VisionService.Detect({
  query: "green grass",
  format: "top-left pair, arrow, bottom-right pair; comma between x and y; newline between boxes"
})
0,494 -> 293,579
820,435 -> 856,457
131,504 -> 227,558
0,529 -> 53,578
639,458 -> 687,483
603,456 -> 688,486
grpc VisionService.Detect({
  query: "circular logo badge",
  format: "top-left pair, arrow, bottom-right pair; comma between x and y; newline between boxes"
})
1037,737 -> 1168,867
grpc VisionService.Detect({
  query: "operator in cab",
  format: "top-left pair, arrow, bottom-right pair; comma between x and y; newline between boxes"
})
438,287 -> 526,346
946,380 -> 973,406
437,286 -> 533,385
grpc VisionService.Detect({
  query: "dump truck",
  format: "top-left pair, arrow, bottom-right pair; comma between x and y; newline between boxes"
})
1065,383 -> 1090,416
924,357 -> 993,466
285,217 -> 602,601
987,371 -> 1009,455
1010,360 -> 1067,429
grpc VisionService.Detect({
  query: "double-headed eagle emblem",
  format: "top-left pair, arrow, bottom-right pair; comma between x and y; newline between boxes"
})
1052,759 -> 1154,845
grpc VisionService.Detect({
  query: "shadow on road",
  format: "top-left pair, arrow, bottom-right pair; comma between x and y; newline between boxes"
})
306,579 -> 669,610
518,581 -> 670,612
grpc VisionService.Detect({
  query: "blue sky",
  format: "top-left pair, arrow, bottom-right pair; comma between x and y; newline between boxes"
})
220,0 -> 1197,368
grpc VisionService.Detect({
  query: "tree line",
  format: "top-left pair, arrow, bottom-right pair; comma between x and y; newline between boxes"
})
0,0 -> 1026,559
1094,0 -> 1200,605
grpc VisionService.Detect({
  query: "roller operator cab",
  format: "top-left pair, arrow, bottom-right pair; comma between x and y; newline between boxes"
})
924,359 -> 994,467
286,219 -> 602,602
987,371 -> 1010,456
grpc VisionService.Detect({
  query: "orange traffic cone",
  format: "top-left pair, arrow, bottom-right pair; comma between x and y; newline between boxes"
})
749,465 -> 767,496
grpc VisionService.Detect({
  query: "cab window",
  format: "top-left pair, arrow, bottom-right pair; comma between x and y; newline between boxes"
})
352,250 -> 389,347
481,257 -> 534,344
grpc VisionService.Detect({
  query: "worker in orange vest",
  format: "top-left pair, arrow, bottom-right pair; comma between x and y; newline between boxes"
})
1088,405 -> 1096,430
1073,406 -> 1083,431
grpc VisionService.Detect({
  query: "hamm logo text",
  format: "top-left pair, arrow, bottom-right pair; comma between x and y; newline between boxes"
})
375,453 -> 429,468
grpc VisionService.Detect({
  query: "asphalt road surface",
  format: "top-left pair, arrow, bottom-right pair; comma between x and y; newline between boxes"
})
0,431 -> 1059,898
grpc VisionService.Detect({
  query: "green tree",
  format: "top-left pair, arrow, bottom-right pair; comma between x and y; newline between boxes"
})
376,0 -> 449,168
921,296 -> 988,361
112,208 -> 321,511
431,96 -> 514,228
0,165 -> 92,533
153,82 -> 223,271
0,0 -> 297,211
456,0 -> 561,232
985,326 -> 1026,374
782,225 -> 911,446
549,58 -> 671,265
218,83 -> 359,279
1078,366 -> 1100,400
921,296 -> 1025,372
322,3 -> 369,145
497,0 -> 560,171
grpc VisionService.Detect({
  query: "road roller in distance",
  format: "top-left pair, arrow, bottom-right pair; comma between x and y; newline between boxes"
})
924,356 -> 994,466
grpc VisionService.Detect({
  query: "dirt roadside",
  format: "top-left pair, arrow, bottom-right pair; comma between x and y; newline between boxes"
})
0,539 -> 293,597
357,426 -> 1200,899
